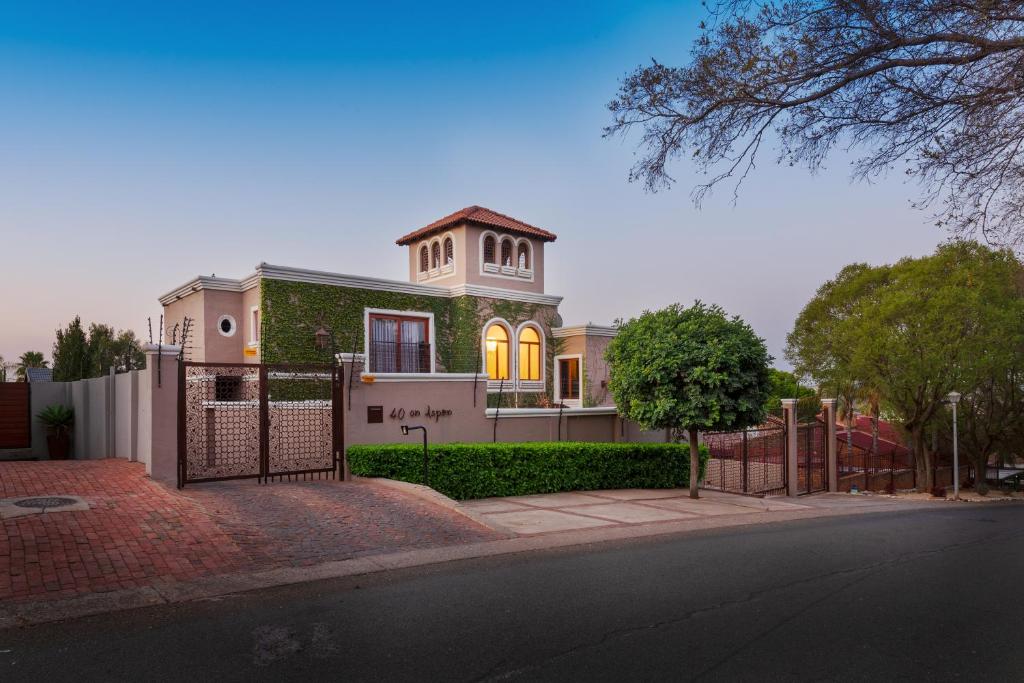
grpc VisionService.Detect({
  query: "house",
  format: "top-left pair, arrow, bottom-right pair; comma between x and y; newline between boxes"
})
159,206 -> 617,409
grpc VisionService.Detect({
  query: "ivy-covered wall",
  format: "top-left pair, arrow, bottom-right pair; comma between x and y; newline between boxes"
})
259,278 -> 565,403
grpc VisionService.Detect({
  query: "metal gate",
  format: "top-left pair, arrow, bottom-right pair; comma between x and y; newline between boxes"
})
702,420 -> 787,496
0,383 -> 31,449
796,419 -> 827,494
178,362 -> 342,487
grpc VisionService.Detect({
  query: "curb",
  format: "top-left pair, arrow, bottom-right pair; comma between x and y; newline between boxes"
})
0,499 -> 960,630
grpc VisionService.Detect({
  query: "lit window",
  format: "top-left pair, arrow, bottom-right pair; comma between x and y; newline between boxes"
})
431,242 -> 441,269
444,237 -> 454,264
485,324 -> 510,380
517,242 -> 530,269
483,236 -> 496,264
419,245 -> 429,272
501,239 -> 513,267
559,357 -> 580,400
518,327 -> 541,380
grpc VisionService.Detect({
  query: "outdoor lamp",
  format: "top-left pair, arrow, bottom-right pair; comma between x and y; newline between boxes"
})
947,391 -> 961,500
314,326 -> 331,350
401,424 -> 429,487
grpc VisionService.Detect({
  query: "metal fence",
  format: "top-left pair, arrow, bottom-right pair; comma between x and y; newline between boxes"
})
702,421 -> 787,496
796,420 -> 827,495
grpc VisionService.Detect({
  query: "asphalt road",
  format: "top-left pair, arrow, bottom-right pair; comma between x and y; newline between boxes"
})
2,504 -> 1023,682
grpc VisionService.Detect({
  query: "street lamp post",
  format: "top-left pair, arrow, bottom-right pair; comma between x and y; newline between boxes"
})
401,424 -> 429,488
947,391 -> 961,500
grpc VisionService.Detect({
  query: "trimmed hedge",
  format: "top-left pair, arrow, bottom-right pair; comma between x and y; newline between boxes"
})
347,441 -> 708,500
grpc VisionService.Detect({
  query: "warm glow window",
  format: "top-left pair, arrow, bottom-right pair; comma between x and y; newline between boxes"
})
518,327 -> 541,381
559,358 -> 580,401
485,324 -> 510,380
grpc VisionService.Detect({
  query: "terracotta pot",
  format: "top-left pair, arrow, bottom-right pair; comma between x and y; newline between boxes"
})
46,432 -> 71,460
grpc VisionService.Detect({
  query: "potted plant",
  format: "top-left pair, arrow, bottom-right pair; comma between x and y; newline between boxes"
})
38,405 -> 74,460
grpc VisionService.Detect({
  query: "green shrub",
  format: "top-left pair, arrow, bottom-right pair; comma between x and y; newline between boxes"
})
347,441 -> 708,500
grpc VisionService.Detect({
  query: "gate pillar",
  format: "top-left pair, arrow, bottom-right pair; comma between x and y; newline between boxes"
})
821,399 -> 839,492
782,399 -> 799,497
138,343 -> 180,485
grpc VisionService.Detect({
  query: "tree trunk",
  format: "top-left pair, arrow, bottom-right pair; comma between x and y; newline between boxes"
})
911,426 -> 934,492
973,454 -> 989,496
871,409 -> 879,458
688,427 -> 701,499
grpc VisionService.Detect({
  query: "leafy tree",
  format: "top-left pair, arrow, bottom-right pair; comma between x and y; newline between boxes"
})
606,302 -> 772,498
765,369 -> 817,420
52,317 -> 90,381
16,351 -> 48,381
606,1 -> 1024,248
787,242 -> 1024,489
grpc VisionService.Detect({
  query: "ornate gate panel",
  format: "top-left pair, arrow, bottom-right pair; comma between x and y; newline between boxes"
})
178,362 -> 341,487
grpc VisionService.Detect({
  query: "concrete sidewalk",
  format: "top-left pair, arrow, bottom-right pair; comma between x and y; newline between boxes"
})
460,488 -> 809,535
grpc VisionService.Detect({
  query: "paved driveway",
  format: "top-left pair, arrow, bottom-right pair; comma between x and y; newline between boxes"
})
0,460 -> 499,605
461,488 -> 811,535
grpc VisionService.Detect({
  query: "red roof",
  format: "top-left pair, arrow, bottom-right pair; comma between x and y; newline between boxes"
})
396,206 -> 558,245
836,429 -> 910,458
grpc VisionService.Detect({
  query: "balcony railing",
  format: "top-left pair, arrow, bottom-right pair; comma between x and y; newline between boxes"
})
368,341 -> 432,373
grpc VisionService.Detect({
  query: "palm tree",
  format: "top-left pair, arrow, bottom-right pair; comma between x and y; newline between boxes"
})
16,351 -> 48,381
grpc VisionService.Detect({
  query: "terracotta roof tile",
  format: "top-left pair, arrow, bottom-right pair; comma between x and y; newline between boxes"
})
396,206 -> 557,245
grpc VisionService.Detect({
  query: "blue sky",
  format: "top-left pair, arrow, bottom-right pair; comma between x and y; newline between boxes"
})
0,1 -> 940,369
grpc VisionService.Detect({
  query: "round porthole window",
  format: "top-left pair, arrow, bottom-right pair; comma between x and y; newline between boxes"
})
217,315 -> 237,337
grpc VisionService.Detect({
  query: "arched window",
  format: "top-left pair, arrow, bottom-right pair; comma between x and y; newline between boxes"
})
501,239 -> 513,267
483,235 -> 496,264
484,324 -> 510,380
419,245 -> 429,272
517,242 -> 530,270
518,326 -> 541,381
443,237 -> 454,265
431,242 -> 441,269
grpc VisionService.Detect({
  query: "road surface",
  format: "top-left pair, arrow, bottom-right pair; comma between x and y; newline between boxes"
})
2,504 -> 1022,681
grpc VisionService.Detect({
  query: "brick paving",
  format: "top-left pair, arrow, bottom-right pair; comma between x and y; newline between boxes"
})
0,460 -> 498,605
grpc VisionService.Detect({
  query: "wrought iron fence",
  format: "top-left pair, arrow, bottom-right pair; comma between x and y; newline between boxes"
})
796,420 -> 828,494
702,421 -> 787,496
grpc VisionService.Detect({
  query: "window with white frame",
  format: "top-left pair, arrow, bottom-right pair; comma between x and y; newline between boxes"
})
368,312 -> 431,373
484,323 -> 511,380
518,326 -> 541,381
443,237 -> 454,265
250,307 -> 260,344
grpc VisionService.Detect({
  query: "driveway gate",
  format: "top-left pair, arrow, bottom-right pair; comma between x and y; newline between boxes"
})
178,362 -> 342,487
796,419 -> 828,494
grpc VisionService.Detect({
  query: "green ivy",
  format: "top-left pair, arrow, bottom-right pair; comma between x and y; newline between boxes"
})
348,441 -> 709,500
259,278 -> 565,402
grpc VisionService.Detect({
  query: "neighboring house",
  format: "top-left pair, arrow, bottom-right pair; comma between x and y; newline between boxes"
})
835,415 -> 912,466
24,367 -> 53,383
160,206 -> 617,407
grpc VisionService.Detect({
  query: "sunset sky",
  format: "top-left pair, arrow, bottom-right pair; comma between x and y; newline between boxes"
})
0,2 -> 940,369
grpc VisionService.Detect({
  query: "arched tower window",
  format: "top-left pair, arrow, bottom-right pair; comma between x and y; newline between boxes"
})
517,242 -> 530,270
419,245 -> 429,272
443,237 -> 454,265
501,239 -> 513,267
518,326 -> 541,381
431,242 -> 441,269
483,235 -> 496,264
484,324 -> 510,380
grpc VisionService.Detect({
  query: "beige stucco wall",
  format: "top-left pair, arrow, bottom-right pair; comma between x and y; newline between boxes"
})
163,291 -> 206,360
202,290 -> 245,364
584,335 -> 615,407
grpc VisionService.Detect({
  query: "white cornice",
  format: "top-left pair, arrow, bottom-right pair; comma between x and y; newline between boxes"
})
551,324 -> 618,338
159,262 -> 563,307
484,406 -> 618,418
360,372 -> 480,383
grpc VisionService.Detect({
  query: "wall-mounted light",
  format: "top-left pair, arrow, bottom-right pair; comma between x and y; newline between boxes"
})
314,326 -> 331,350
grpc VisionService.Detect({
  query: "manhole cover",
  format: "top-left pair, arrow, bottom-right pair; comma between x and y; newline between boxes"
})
13,497 -> 77,509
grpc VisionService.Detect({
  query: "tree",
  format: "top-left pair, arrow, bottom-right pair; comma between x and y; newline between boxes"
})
52,317 -> 90,382
16,351 -> 48,381
765,369 -> 817,420
787,242 -> 1024,490
606,302 -> 772,498
606,1 -> 1024,249
0,355 -> 5,382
